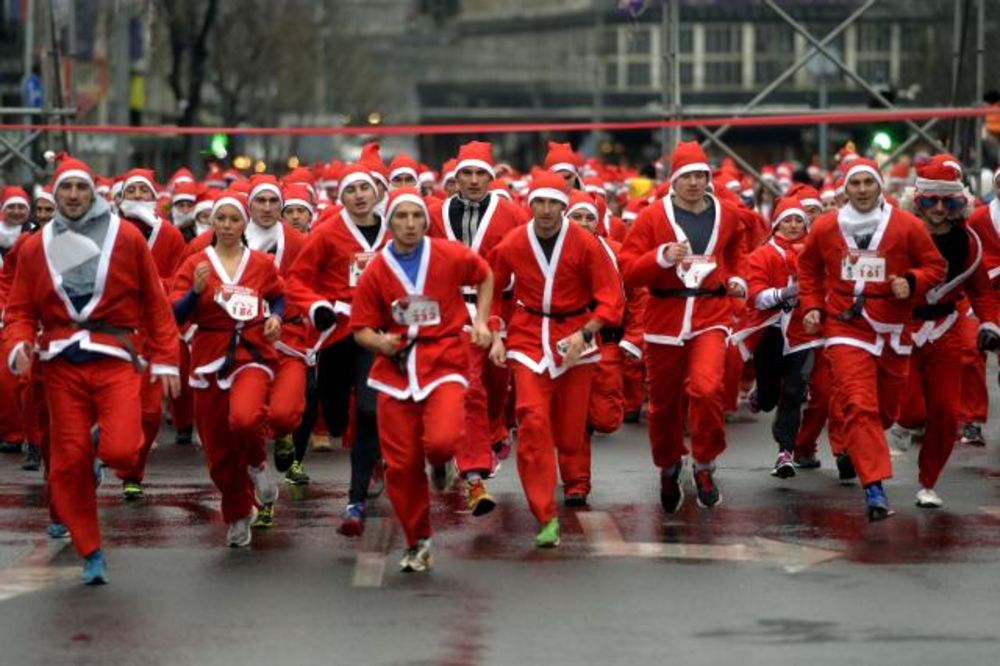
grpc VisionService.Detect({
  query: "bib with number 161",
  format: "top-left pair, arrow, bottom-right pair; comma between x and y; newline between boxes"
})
841,249 -> 886,283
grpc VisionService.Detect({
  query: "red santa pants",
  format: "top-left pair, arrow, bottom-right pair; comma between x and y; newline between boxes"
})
824,344 -> 907,486
168,342 -> 194,433
44,357 -> 143,557
116,370 -> 164,483
456,339 -> 494,475
194,367 -> 270,523
621,348 -> 645,414
587,343 -> 625,434
897,330 -> 963,489
795,349 -> 845,457
268,354 -> 307,436
512,363 -> 594,524
958,314 -> 988,424
0,363 -> 24,442
722,343 -> 745,413
645,330 -> 728,469
378,382 -> 465,547
484,354 -> 512,444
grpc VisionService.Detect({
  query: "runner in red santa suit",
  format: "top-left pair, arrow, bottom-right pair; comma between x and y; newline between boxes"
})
170,191 -> 283,547
286,164 -> 388,537
114,168 -> 186,499
488,171 -> 623,547
3,155 -> 180,584
730,198 -> 823,478
428,141 -> 523,513
351,188 -> 495,572
797,158 -> 946,521
0,186 -> 34,453
892,155 -> 1000,508
620,141 -> 747,514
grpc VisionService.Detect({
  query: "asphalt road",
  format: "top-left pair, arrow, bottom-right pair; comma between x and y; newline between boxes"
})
0,384 -> 998,665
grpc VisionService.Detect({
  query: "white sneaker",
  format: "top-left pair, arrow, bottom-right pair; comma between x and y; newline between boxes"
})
227,507 -> 258,547
400,538 -> 433,573
915,488 -> 943,508
247,463 -> 278,504
888,423 -> 912,452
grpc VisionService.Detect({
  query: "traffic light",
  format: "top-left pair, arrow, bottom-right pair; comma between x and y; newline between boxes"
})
871,131 -> 893,152
210,133 -> 229,159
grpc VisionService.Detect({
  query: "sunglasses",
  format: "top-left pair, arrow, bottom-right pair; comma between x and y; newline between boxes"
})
916,195 -> 964,211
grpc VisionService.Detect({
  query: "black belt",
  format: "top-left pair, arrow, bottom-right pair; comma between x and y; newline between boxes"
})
74,321 -> 142,372
600,326 -> 625,344
390,333 -> 456,373
834,293 -> 894,322
219,330 -> 265,378
519,303 -> 589,322
913,302 -> 957,321
463,293 -> 478,304
650,286 -> 726,298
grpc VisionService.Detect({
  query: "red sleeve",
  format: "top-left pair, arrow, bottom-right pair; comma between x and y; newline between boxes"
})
487,241 -> 513,327
745,246 -> 775,305
349,262 -> 386,332
135,237 -> 180,371
286,228 -> 336,325
170,255 -> 198,305
620,207 -> 669,292
585,234 -> 625,327
459,242 -> 489,286
797,217 -> 829,315
964,230 -> 1000,327
1,241 -> 40,364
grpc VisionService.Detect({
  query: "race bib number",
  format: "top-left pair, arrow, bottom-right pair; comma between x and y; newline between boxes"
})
215,285 -> 260,321
349,252 -> 377,287
677,254 -> 717,288
391,295 -> 442,327
841,250 -> 886,283
555,333 -> 599,358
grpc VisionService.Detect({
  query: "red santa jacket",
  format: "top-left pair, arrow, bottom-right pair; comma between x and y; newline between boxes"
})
123,215 -> 186,289
171,246 -> 283,389
731,236 -> 822,359
967,200 -> 1000,285
489,219 -> 624,378
0,230 -> 34,308
2,215 -> 179,374
620,194 -> 746,346
351,237 -> 490,402
286,211 -> 390,349
797,203 -> 947,356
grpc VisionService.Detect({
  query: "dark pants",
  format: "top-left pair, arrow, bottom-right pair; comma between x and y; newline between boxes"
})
753,327 -> 814,452
292,365 -> 319,463
316,336 -> 379,504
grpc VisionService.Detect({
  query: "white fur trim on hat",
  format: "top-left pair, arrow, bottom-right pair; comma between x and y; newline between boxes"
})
212,196 -> 249,222
337,172 -> 377,202
35,190 -> 55,204
670,162 -> 711,184
584,183 -> 605,195
385,192 -> 430,227
549,162 -> 578,175
845,164 -> 883,186
122,174 -> 158,196
455,159 -> 496,178
1,195 -> 30,210
799,197 -> 822,209
914,178 -> 965,196
389,167 -> 418,182
282,197 -> 315,214
250,182 -> 282,203
54,168 -> 95,192
528,187 -> 569,206
172,192 -> 197,204
566,202 -> 598,219
418,171 -> 436,184
194,200 -> 214,217
772,207 -> 807,228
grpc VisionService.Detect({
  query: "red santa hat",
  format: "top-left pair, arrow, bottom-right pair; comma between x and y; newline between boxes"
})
914,153 -> 965,196
622,197 -> 647,222
528,169 -> 570,206
669,141 -> 711,184
1,186 -> 30,211
249,174 -> 283,203
418,164 -> 436,186
284,166 -> 315,185
820,183 -> 836,202
337,164 -> 377,202
34,184 -> 54,205
582,176 -> 607,198
761,165 -> 777,183
121,168 -> 159,196
454,141 -> 496,178
384,187 -> 430,228
194,189 -> 220,218
168,167 -> 195,189
211,190 -> 250,223
785,183 -> 822,210
771,197 -> 808,229
172,180 -> 199,204
51,153 -> 95,191
441,158 -> 459,184
843,158 -> 883,187
205,164 -> 227,190
359,142 -> 389,188
488,180 -> 513,201
888,159 -> 911,184
319,161 -> 343,190
282,183 -> 316,215
543,141 -> 582,176
388,152 -> 420,182
565,190 -> 598,220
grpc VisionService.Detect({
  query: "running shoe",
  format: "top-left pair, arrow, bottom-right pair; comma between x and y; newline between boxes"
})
747,389 -> 761,414
915,488 -> 943,508
693,467 -> 722,508
368,460 -> 385,499
792,453 -> 822,469
959,422 -> 986,447
310,433 -> 334,452
93,458 -> 104,489
0,440 -> 22,454
564,492 -> 588,507
400,538 -> 433,573
337,502 -> 366,537
122,480 -> 144,500
535,518 -> 560,548
660,464 -> 684,513
247,463 -> 278,504
175,427 -> 194,446
81,549 -> 108,585
492,434 -> 513,461
888,423 -> 912,452
21,445 -> 41,471
284,460 -> 310,485
466,479 -> 496,516
227,507 -> 257,547
836,452 -> 857,484
623,410 -> 641,424
864,483 -> 894,522
770,451 -> 796,479
430,461 -> 454,491
273,435 -> 295,473
47,523 -> 70,539
252,502 -> 275,528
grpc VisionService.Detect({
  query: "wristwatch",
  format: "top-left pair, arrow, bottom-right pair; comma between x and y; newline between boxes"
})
581,328 -> 594,344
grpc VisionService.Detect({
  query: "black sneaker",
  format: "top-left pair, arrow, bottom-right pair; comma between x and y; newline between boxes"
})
273,435 -> 294,473
0,440 -> 22,454
659,465 -> 684,513
959,422 -> 986,447
175,427 -> 193,446
793,453 -> 822,469
22,445 -> 41,471
623,411 -> 641,424
836,453 -> 857,484
693,467 -> 722,508
564,493 -> 588,508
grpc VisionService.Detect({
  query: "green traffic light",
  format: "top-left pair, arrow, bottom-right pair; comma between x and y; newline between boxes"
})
210,133 -> 229,159
872,131 -> 893,151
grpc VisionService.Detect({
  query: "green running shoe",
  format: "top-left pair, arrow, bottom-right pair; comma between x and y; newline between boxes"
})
252,502 -> 275,529
122,480 -> 144,500
273,435 -> 295,473
284,460 -> 310,485
535,518 -> 560,548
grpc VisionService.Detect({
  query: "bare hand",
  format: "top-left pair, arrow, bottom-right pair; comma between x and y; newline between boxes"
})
379,332 -> 402,357
727,282 -> 747,299
263,316 -> 282,342
158,373 -> 181,400
664,241 -> 689,265
489,337 -> 507,367
562,330 -> 588,368
803,309 -> 822,334
12,344 -> 32,375
193,261 -> 211,294
470,321 -> 492,349
889,275 -> 910,299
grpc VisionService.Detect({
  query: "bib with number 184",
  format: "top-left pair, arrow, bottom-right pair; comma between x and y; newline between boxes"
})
215,285 -> 260,321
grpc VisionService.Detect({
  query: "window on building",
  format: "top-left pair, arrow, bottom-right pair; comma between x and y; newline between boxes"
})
679,26 -> 693,53
754,23 -> 793,54
680,63 -> 694,86
858,23 -> 890,53
604,62 -> 619,88
627,62 -> 652,88
858,60 -> 890,84
705,61 -> 742,87
627,27 -> 652,55
704,24 -> 742,54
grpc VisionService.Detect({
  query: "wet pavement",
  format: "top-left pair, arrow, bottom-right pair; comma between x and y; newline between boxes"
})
0,391 -> 999,665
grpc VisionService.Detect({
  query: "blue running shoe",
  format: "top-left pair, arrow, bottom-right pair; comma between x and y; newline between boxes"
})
81,549 -> 108,585
46,523 -> 70,539
336,502 -> 366,537
93,458 -> 104,489
864,483 -> 894,522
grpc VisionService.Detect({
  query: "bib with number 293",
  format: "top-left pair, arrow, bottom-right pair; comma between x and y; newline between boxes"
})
841,249 -> 886,283
215,285 -> 260,322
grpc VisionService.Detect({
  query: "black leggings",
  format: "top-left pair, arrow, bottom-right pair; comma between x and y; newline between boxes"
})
291,365 -> 319,463
753,327 -> 814,451
316,336 -> 380,504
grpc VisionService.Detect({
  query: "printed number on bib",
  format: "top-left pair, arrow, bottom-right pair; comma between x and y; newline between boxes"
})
349,252 -> 377,287
556,333 -> 599,358
391,295 -> 442,327
215,285 -> 260,321
841,250 -> 886,283
677,255 -> 717,288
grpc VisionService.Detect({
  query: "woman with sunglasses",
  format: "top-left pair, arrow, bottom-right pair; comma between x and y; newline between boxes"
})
892,155 -> 1000,509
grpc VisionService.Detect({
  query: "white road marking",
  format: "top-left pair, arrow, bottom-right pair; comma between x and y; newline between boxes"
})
351,518 -> 394,588
0,539 -> 76,602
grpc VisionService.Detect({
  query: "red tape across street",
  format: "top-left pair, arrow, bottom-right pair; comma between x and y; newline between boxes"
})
1,106 -> 998,136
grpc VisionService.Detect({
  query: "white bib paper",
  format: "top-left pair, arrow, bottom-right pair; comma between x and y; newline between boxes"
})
47,230 -> 101,274
391,295 -> 441,327
841,250 -> 886,283
215,285 -> 260,321
349,252 -> 377,287
677,254 -> 717,288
